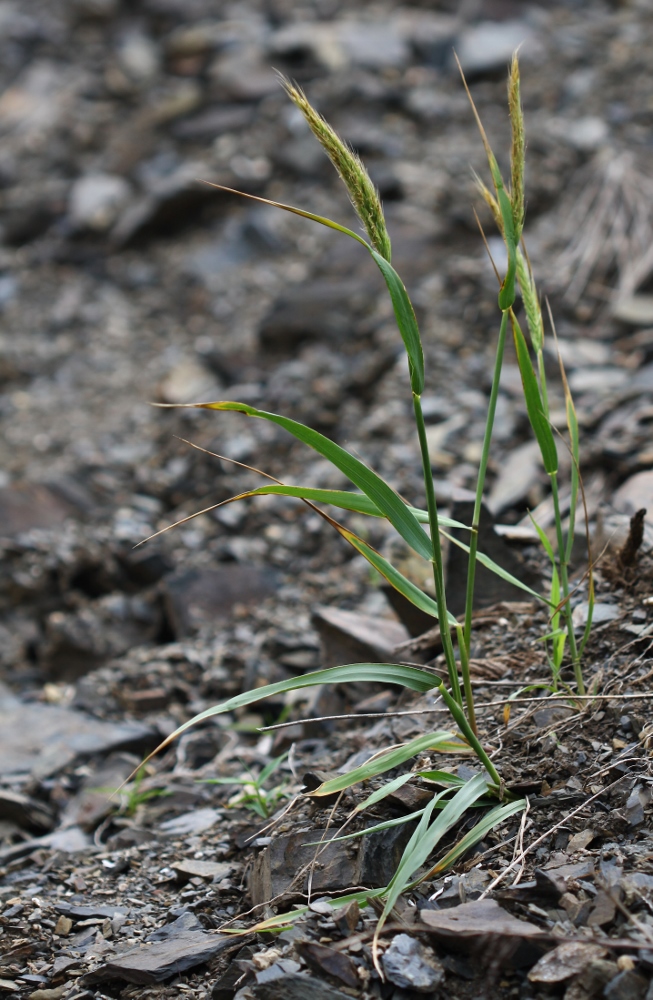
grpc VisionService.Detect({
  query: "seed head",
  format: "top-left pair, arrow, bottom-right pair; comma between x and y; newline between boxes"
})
281,77 -> 391,262
508,53 -> 525,242
516,247 -> 543,353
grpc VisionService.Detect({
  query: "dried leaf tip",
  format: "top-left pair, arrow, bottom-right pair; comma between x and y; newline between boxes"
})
280,77 -> 391,262
508,52 -> 525,241
472,169 -> 502,233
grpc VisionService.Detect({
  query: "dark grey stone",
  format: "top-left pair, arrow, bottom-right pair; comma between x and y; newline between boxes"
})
604,970 -> 648,1000
88,913 -> 232,985
382,934 -> 445,992
253,974 -> 352,1000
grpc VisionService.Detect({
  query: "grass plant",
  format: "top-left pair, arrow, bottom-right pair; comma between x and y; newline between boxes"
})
135,55 -> 594,944
200,751 -> 291,820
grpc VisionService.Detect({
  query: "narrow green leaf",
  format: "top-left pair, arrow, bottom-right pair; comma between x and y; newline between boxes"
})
243,887 -> 384,935
354,773 -> 415,812
528,513 -> 556,563
201,181 -> 371,250
141,663 -> 440,765
334,524 -> 456,626
512,316 -> 558,475
310,732 -> 463,797
441,530 -> 548,606
417,770 -> 466,788
178,401 -> 433,562
379,774 -> 489,929
218,484 -> 469,530
370,251 -> 424,395
425,798 -> 526,877
305,808 -> 427,846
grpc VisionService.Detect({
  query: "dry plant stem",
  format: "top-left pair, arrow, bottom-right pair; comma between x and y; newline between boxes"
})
413,393 -> 462,707
479,778 -> 622,898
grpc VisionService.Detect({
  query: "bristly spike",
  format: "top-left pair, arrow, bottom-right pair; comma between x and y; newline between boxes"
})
508,52 -> 525,242
280,76 -> 392,263
516,246 -> 543,353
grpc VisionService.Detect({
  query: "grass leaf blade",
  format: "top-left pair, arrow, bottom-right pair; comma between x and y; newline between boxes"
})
173,401 -> 433,562
371,251 -> 424,395
512,315 -> 558,475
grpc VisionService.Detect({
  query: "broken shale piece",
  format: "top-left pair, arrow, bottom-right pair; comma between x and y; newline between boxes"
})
85,913 -> 231,984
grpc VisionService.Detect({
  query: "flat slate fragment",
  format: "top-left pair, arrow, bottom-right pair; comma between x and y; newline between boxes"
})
55,902 -> 129,921
88,913 -> 231,984
253,973 -> 353,1000
171,859 -> 236,880
420,899 -> 547,942
0,683 -> 156,778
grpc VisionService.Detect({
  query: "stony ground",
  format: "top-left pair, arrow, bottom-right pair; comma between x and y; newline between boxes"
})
2,1 -> 653,998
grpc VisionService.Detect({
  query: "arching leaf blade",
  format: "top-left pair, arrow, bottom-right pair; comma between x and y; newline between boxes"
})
310,732 -> 464,797
512,315 -> 558,475
334,524 -> 457,627
371,251 -> 425,395
170,401 -> 433,562
136,663 -> 441,767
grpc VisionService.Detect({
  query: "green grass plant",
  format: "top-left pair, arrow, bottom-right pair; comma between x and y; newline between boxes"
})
135,54 -> 595,942
200,751 -> 291,819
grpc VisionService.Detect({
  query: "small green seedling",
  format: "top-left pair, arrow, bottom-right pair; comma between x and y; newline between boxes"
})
96,765 -> 171,819
200,752 -> 291,819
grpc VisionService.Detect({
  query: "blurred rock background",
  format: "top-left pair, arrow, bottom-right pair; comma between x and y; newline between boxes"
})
0,0 -> 652,702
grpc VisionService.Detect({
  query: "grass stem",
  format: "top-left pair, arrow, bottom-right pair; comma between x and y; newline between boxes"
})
413,393 -> 462,707
550,473 -> 584,695
462,309 -> 509,710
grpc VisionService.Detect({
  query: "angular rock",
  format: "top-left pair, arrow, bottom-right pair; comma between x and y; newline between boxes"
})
528,942 -> 607,984
333,900 -> 359,935
419,898 -> 545,955
604,970 -> 648,1000
567,829 -> 595,853
0,483 -> 78,538
0,684 -> 156,778
613,471 -> 653,517
163,565 -> 278,637
587,889 -> 617,928
0,825 -> 91,864
58,754 -> 139,831
532,705 -> 577,729
88,913 -> 231,984
253,975 -> 352,1000
172,859 -> 237,880
158,357 -> 220,403
358,821 -> 416,888
446,500 -> 540,616
312,605 -> 408,671
172,105 -> 253,141
488,440 -> 541,515
456,20 -> 535,76
296,942 -> 359,989
158,807 -> 222,836
382,934 -> 445,992
69,174 -> 132,232
564,960 -> 619,1000
55,902 -> 128,921
336,20 -> 409,68
111,162 -> 222,246
249,829 -> 359,906
41,594 -> 162,681
612,295 -> 653,326
258,280 -> 375,352
0,790 -> 55,833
